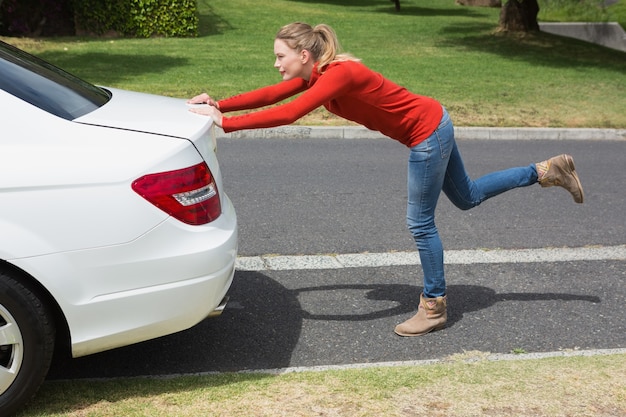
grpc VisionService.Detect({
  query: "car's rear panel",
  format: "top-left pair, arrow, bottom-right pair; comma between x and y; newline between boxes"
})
12,197 -> 237,357
1,88 -> 237,357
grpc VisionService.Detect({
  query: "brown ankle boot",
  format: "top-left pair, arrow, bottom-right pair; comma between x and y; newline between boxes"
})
394,293 -> 447,337
536,154 -> 584,203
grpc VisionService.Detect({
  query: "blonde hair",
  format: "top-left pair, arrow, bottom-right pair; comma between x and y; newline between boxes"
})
275,22 -> 360,72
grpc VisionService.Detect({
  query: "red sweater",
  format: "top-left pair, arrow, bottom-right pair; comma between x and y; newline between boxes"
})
219,60 -> 443,148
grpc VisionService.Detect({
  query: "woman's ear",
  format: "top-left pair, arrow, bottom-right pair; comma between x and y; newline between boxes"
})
301,49 -> 311,64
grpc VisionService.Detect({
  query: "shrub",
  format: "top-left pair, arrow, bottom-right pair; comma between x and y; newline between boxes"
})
72,0 -> 131,36
128,0 -> 198,37
0,0 -> 198,37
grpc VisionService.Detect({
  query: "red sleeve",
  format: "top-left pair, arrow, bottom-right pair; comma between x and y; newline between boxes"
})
218,78 -> 308,112
221,65 -> 353,133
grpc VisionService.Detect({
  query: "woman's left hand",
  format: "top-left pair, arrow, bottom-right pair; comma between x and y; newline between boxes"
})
189,105 -> 224,127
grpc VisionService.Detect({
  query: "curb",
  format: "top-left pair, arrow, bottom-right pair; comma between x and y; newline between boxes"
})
53,348 -> 626,381
238,348 -> 626,376
216,126 -> 626,141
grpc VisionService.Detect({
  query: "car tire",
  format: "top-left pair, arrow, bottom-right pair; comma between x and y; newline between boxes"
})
0,272 -> 55,416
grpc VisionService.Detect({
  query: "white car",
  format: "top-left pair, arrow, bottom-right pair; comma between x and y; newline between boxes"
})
0,40 -> 237,414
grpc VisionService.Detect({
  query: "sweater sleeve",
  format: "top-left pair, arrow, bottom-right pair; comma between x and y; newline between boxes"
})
218,78 -> 308,112
221,64 -> 353,133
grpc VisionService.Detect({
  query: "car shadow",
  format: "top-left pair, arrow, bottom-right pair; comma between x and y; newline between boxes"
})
47,270 -> 302,379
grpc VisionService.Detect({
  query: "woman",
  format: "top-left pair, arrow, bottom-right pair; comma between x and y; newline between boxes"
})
188,22 -> 584,337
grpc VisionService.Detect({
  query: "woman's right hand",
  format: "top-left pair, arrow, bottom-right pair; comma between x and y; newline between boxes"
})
187,93 -> 219,108
189,104 -> 223,127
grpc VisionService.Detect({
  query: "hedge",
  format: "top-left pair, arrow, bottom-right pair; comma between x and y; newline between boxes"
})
0,0 -> 198,37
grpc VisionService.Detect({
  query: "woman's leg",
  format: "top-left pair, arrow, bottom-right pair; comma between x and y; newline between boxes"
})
397,110 -> 453,337
442,144 -> 538,211
405,110 -> 454,299
398,108 -> 583,337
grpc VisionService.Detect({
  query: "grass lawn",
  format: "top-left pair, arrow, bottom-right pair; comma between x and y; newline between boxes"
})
2,0 -> 625,128
17,352 -> 626,416
540,0 -> 626,27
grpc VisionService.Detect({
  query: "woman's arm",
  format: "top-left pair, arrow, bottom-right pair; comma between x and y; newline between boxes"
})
221,64 -> 353,132
188,78 -> 308,127
218,77 -> 309,112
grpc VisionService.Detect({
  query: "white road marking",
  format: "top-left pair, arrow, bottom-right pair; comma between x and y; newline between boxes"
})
236,245 -> 626,271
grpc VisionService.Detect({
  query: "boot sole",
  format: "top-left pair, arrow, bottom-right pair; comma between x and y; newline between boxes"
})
394,323 -> 446,337
564,155 -> 584,204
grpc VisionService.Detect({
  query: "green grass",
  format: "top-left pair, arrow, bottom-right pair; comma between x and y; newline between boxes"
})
610,0 -> 626,27
16,353 -> 626,416
2,0 -> 625,128
539,0 -> 626,27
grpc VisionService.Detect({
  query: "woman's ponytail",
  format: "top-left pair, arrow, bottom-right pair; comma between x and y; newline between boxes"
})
276,22 -> 360,73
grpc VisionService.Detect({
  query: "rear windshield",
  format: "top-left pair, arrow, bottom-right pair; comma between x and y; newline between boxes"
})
0,40 -> 110,120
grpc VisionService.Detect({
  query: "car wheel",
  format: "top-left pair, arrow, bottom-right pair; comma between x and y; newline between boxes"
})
0,272 -> 55,415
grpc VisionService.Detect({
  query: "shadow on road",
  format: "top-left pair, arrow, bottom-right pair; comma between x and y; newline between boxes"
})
295,283 -> 600,327
47,272 -> 600,380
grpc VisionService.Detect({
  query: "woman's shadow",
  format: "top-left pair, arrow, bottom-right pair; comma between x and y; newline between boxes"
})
296,283 -> 601,327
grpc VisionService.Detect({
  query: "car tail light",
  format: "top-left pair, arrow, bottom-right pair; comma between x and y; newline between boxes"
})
132,162 -> 221,225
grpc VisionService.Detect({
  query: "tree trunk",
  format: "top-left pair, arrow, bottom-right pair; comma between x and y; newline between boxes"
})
498,0 -> 540,32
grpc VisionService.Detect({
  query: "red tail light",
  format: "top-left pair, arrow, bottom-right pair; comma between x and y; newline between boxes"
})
132,163 -> 221,225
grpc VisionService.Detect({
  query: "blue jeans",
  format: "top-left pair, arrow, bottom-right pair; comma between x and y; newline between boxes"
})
406,108 -> 538,298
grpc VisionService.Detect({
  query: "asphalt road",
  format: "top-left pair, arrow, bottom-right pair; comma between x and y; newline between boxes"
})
47,136 -> 625,379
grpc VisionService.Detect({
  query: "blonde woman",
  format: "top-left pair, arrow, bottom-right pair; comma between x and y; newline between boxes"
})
189,22 -> 583,336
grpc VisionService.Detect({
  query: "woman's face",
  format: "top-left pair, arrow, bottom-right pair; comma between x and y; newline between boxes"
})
274,39 -> 313,81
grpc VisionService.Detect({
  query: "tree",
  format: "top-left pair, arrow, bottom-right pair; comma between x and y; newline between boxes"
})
498,0 -> 540,32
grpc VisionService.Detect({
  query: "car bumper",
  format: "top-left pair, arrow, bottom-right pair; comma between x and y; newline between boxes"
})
12,196 -> 238,358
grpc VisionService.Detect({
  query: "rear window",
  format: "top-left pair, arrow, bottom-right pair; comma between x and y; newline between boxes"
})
0,40 -> 110,120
